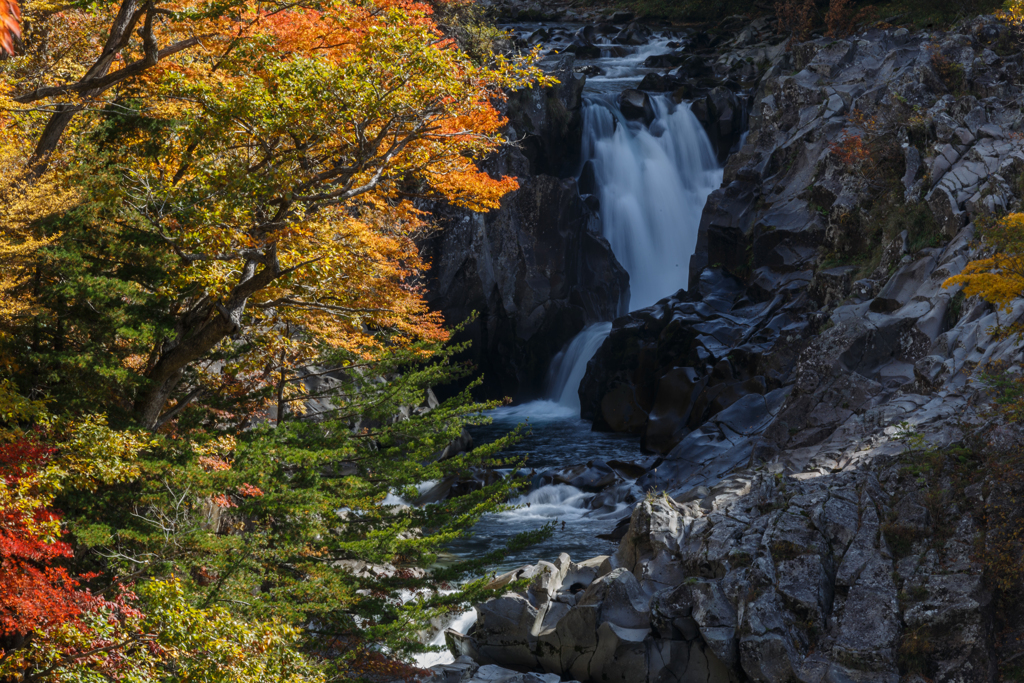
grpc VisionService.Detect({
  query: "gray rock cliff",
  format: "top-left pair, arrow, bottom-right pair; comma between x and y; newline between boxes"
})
438,14 -> 1024,683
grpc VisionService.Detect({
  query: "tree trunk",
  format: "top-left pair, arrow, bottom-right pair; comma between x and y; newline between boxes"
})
134,258 -> 282,429
28,0 -> 141,170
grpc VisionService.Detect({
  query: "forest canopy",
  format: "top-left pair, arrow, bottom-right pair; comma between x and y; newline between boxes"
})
0,0 -> 547,679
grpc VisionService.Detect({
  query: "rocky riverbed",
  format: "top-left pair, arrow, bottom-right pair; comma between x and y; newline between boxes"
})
418,10 -> 1024,683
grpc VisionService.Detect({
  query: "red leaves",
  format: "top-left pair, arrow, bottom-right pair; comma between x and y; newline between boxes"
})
0,439 -> 96,637
827,134 -> 871,166
0,529 -> 88,636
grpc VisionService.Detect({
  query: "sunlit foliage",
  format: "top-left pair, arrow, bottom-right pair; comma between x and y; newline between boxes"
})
943,213 -> 1024,312
3,0 -> 548,428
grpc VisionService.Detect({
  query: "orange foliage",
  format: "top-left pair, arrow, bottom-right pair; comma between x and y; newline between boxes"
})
943,213 -> 1024,313
827,107 -> 907,186
828,133 -> 871,166
0,0 -> 17,55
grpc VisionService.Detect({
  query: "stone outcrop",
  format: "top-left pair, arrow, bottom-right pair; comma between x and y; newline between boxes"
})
580,15 -> 1024,460
431,14 -> 1024,683
424,56 -> 628,400
445,402 -> 1019,682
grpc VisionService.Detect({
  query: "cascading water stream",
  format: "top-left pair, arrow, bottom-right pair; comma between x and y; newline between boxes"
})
582,97 -> 721,311
419,32 -> 726,669
542,95 -> 722,403
545,322 -> 613,409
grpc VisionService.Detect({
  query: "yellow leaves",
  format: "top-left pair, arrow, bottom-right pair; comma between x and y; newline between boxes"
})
943,213 -> 1024,312
0,85 -> 77,326
14,578 -> 325,682
36,413 -> 149,491
943,256 -> 1024,311
999,0 -> 1024,27
139,578 -> 326,683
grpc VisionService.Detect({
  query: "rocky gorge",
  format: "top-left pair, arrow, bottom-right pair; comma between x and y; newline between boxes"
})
418,9 -> 1024,683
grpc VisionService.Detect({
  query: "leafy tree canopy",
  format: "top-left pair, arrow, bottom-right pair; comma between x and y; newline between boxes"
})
0,0 -> 549,678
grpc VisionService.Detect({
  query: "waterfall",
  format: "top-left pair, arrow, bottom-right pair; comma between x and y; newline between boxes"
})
542,97 -> 722,406
581,97 -> 722,310
545,322 -> 613,409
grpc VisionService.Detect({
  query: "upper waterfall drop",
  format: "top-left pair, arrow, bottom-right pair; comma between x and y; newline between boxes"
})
541,96 -> 723,405
580,96 -> 723,311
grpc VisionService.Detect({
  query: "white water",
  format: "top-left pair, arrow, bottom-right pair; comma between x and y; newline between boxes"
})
416,607 -> 478,669
545,322 -> 613,409
540,96 -> 722,405
583,97 -> 722,311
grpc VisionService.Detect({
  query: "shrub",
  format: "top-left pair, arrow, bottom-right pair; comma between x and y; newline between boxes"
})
825,0 -> 877,37
776,0 -> 816,40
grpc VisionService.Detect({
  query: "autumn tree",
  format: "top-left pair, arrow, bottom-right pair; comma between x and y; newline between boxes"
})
1,0 -> 550,677
4,0 -> 545,429
943,213 -> 1024,312
824,0 -> 875,38
0,377 -> 150,677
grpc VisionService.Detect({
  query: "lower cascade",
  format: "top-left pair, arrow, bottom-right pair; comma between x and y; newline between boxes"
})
545,322 -> 612,409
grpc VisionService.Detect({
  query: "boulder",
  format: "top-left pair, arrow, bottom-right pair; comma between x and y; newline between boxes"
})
618,89 -> 655,124
637,72 -> 679,92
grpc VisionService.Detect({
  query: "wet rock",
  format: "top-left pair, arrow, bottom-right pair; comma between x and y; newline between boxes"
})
613,22 -> 651,46
695,86 -> 745,161
643,52 -> 684,69
564,38 -> 600,60
578,568 -> 651,629
641,367 -> 703,454
618,89 -> 655,123
637,72 -> 678,92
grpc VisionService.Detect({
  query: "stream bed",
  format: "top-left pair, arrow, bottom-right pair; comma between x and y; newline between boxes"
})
417,21 -> 725,668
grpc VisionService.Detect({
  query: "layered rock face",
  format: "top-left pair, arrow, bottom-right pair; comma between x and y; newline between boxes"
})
581,16 -> 1024,460
445,434 -> 1013,683
435,14 -> 1024,683
424,57 -> 628,400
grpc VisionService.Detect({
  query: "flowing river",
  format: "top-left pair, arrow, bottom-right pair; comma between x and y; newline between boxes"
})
417,25 -> 724,667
